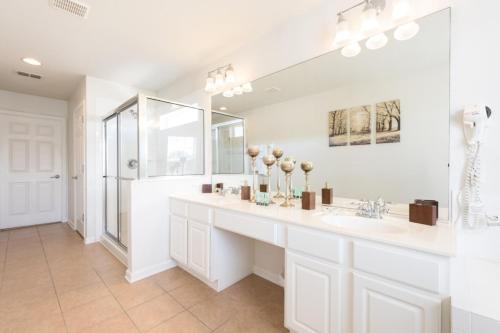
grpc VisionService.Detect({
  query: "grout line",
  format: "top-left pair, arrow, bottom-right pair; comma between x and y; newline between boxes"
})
36,226 -> 70,333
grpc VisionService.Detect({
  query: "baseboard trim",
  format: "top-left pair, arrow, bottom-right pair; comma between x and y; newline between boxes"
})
67,219 -> 76,230
253,265 -> 284,287
125,259 -> 177,283
84,236 -> 97,245
100,236 -> 127,265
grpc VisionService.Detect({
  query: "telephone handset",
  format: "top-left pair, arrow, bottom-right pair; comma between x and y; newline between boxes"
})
460,105 -> 492,228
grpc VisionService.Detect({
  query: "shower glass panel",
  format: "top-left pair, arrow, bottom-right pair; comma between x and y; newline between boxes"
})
104,115 -> 119,241
104,101 -> 138,249
118,105 -> 138,248
145,98 -> 204,176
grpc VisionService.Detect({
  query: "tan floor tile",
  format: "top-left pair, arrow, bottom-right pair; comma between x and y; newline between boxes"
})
0,231 -> 9,242
213,306 -> 288,333
52,266 -> 101,294
112,278 -> 165,310
85,313 -> 139,333
168,280 -> 217,309
127,293 -> 184,331
154,267 -> 198,292
0,286 -> 60,321
0,271 -> 53,294
63,295 -> 124,333
189,293 -> 239,330
58,281 -> 111,311
148,311 -> 210,333
0,312 -> 67,333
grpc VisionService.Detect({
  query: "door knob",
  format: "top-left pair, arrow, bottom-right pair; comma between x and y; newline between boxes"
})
72,176 -> 78,180
50,175 -> 61,179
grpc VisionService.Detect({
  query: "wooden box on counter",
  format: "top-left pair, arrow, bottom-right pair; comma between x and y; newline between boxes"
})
409,201 -> 438,226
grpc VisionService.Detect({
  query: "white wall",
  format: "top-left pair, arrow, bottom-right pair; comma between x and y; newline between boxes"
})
242,65 -> 449,206
157,0 -> 500,325
0,89 -> 67,118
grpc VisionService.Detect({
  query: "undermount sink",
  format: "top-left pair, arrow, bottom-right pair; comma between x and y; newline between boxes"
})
320,215 -> 407,234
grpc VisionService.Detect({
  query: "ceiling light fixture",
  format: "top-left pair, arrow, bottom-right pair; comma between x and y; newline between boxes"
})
394,21 -> 420,40
361,1 -> 380,34
333,0 -> 419,58
341,42 -> 362,57
22,57 -> 42,66
366,32 -> 388,50
204,64 -> 252,98
333,13 -> 350,46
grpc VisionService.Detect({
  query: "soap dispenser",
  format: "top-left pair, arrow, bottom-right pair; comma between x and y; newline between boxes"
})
322,182 -> 333,205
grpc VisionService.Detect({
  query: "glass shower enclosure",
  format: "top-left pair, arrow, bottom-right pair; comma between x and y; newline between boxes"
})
103,95 -> 204,249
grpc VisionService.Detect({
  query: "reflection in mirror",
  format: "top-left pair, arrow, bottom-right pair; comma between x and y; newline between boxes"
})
146,98 -> 204,176
212,9 -> 450,217
212,112 -> 245,174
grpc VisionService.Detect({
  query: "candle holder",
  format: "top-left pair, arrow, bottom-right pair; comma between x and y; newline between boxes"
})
280,160 -> 295,208
263,154 -> 276,204
283,156 -> 296,200
247,146 -> 260,203
300,161 -> 314,191
272,148 -> 284,199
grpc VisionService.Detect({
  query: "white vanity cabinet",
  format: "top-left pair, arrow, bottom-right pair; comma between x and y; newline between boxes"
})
285,226 -> 450,333
285,251 -> 341,333
169,196 -> 452,333
169,215 -> 188,265
169,199 -> 212,280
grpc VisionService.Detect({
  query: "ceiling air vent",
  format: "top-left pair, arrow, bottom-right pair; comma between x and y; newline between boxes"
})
50,0 -> 90,18
16,71 -> 43,80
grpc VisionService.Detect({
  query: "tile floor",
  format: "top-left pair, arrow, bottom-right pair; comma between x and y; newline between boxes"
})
0,223 -> 288,333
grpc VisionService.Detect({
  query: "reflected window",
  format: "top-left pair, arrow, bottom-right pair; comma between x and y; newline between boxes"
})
212,112 -> 245,174
146,98 -> 204,177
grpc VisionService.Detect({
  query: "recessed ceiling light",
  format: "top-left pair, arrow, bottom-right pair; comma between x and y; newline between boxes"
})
220,107 -> 227,111
22,57 -> 42,66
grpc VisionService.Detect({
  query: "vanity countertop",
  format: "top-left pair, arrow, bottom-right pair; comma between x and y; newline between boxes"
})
170,193 -> 456,257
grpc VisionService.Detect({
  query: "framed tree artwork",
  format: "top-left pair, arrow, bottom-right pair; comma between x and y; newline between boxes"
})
328,109 -> 348,147
376,99 -> 401,144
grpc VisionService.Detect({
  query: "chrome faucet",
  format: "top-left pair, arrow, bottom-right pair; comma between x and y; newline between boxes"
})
356,197 -> 390,219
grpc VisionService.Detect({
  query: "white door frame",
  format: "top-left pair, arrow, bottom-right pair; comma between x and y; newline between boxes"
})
0,109 -> 68,227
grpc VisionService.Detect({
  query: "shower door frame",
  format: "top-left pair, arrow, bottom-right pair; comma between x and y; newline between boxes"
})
103,97 -> 139,249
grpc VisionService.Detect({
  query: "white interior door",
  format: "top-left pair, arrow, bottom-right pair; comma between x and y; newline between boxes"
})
72,103 -> 85,236
0,112 -> 64,229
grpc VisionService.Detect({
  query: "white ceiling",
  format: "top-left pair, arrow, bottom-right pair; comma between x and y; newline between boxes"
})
0,0 -> 324,100
212,9 -> 450,113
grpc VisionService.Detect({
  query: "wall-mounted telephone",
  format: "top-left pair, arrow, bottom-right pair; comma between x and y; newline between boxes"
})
460,105 -> 492,228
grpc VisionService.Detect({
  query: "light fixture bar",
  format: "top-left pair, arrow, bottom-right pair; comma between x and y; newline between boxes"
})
337,0 -> 385,16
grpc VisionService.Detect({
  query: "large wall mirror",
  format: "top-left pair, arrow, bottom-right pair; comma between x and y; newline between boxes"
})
211,112 -> 245,174
212,9 -> 450,217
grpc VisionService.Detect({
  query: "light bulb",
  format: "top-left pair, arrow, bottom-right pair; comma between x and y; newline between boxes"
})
215,71 -> 224,87
242,82 -> 253,93
394,21 -> 420,41
341,41 -> 361,57
366,32 -> 388,50
361,2 -> 379,34
233,86 -> 243,95
225,66 -> 236,84
334,13 -> 350,46
204,77 -> 215,93
392,0 -> 412,22
223,90 -> 234,98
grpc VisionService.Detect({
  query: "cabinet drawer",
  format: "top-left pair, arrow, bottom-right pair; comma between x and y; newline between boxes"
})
287,226 -> 342,264
214,209 -> 285,247
352,242 -> 447,293
188,203 -> 212,224
170,199 -> 187,217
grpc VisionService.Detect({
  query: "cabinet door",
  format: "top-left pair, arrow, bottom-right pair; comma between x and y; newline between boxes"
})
188,220 -> 211,279
285,251 -> 341,333
353,274 -> 442,333
170,215 -> 187,265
